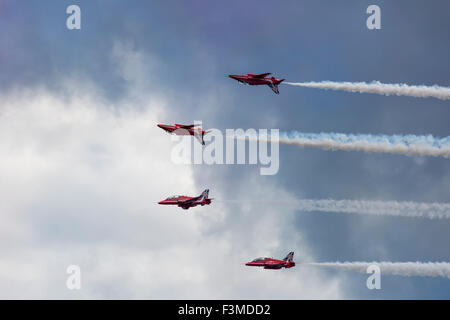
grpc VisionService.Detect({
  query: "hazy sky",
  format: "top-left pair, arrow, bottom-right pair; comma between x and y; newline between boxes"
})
0,0 -> 449,299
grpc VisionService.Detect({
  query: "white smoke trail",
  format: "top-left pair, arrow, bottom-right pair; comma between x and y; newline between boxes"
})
218,199 -> 450,219
307,262 -> 450,279
274,132 -> 450,158
284,81 -> 450,100
295,199 -> 450,219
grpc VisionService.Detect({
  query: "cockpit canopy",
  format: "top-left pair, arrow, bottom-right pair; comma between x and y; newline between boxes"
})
165,195 -> 183,200
252,257 -> 269,262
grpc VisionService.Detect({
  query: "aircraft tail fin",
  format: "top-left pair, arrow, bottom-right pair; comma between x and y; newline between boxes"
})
200,130 -> 212,145
194,133 -> 205,145
283,252 -> 294,262
269,83 -> 280,94
200,189 -> 209,200
194,128 -> 210,146
268,78 -> 284,94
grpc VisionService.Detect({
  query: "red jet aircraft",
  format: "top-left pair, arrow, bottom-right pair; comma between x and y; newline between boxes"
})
158,189 -> 212,210
157,123 -> 210,145
228,73 -> 285,94
245,252 -> 295,269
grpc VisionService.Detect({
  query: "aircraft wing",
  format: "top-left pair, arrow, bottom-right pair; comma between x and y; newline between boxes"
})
264,262 -> 285,269
248,73 -> 271,78
175,124 -> 199,129
179,195 -> 201,204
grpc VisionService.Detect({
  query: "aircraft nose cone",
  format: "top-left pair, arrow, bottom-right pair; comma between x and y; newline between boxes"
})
157,124 -> 164,129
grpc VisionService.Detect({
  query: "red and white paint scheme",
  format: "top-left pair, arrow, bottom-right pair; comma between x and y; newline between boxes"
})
228,73 -> 285,94
245,252 -> 295,269
157,123 -> 210,145
158,189 -> 212,210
